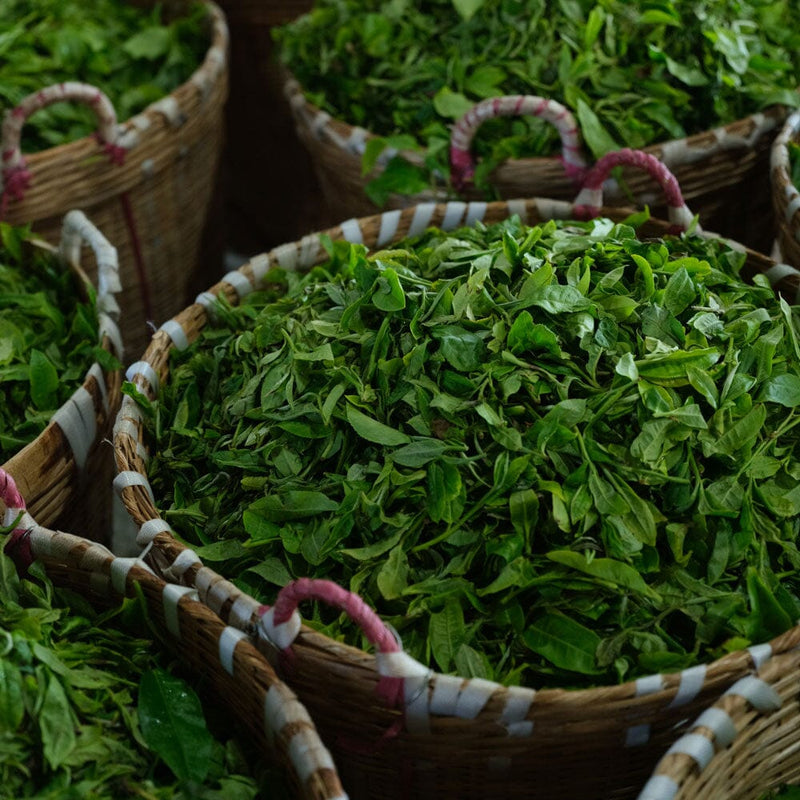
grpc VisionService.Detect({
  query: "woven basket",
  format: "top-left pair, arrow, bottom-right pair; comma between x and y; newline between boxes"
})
0,467 -> 348,800
0,2 -> 229,360
217,0 -> 326,252
285,75 -> 787,254
772,109 -> 800,270
113,152 -> 800,800
638,649 -> 800,800
1,211 -> 122,540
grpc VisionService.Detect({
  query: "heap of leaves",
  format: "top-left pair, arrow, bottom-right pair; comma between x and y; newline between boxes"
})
0,223 -> 118,462
0,0 -> 208,153
0,542 -> 286,799
141,215 -> 800,688
275,0 -> 800,203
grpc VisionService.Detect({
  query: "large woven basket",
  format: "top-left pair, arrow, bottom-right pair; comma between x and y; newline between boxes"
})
217,0 -> 325,252
0,467 -> 348,800
113,153 -> 800,799
638,649 -> 800,800
772,109 -> 800,270
285,74 -> 787,253
1,211 -> 122,539
0,2 -> 229,359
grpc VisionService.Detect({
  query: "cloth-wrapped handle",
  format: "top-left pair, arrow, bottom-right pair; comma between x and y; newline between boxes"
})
450,95 -> 589,192
0,82 -> 125,203
573,148 -> 697,231
59,209 -> 123,334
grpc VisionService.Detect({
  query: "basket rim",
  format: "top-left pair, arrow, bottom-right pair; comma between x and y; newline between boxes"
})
1,212 -> 122,521
19,0 -> 228,170
282,66 -> 787,182
113,195 -> 800,743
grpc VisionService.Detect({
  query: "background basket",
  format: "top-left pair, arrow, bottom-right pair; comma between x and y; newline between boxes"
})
0,1 -> 229,359
772,109 -> 800,270
285,76 -> 787,253
638,650 -> 800,800
0,467 -> 348,800
1,211 -> 122,539
217,0 -> 327,253
113,153 -> 800,800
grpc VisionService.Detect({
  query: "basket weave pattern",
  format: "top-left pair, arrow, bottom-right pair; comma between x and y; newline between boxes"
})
0,469 -> 348,800
114,192 -> 800,799
0,2 -> 229,359
284,74 -> 785,253
772,109 -> 800,270
1,211 -> 123,536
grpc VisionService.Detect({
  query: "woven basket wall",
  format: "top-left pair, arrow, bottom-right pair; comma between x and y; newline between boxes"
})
1,212 -> 122,541
0,2 -> 229,360
0,470 -> 348,800
284,73 -> 786,255
113,189 -> 800,800
772,110 -> 800,271
639,649 -> 800,800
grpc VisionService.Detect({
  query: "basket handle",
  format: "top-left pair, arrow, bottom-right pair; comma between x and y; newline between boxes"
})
260,578 -> 418,708
573,148 -> 697,232
450,95 -> 589,192
0,82 -> 126,208
59,209 -> 123,339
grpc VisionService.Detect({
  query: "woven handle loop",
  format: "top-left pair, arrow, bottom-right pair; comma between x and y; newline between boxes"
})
1,82 -> 125,205
270,578 -> 401,654
0,468 -> 34,569
573,148 -> 697,231
450,95 -> 589,192
0,468 -> 26,513
58,209 -> 123,328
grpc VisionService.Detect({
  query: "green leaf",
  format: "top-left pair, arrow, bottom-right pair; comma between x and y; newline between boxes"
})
392,439 -> 448,467
429,598 -> 466,671
0,661 -> 24,733
575,98 -> 619,159
433,86 -> 475,120
346,404 -> 411,445
138,668 -> 214,783
123,26 -> 171,60
523,612 -> 603,675
432,325 -> 486,372
759,374 -> 800,407
546,550 -> 655,596
29,348 -> 59,409
377,545 -> 409,600
40,676 -> 76,769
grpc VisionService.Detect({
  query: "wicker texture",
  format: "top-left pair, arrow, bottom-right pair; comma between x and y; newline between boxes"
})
772,109 -> 800,271
0,2 -> 229,359
639,649 -> 800,800
114,156 -> 800,800
285,75 -> 786,253
0,468 -> 348,800
1,211 -> 122,540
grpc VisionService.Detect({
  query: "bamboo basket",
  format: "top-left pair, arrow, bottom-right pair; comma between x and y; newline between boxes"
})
0,2 -> 229,359
638,649 -> 800,800
0,467 -> 348,800
217,0 -> 325,252
285,74 -> 787,253
1,211 -> 122,539
772,109 -> 800,270
113,151 -> 800,800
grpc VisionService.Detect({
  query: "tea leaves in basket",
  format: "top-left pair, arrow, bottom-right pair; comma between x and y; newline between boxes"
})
275,0 -> 800,197
0,0 -> 209,153
0,533 -> 284,799
139,216 -> 800,688
0,223 -> 119,462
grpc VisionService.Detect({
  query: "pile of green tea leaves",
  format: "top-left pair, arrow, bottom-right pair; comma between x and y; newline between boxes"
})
0,223 -> 118,463
140,214 -> 800,689
0,0 -> 208,153
275,0 -> 800,203
0,542 -> 286,799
